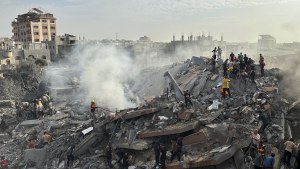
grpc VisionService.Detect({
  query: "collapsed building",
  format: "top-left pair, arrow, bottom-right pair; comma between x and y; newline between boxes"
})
0,55 -> 299,169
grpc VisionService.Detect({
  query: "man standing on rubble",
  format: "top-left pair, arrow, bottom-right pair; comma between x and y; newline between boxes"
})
171,137 -> 183,162
283,138 -> 299,167
212,47 -> 217,59
217,46 -> 222,59
259,54 -> 265,77
222,76 -> 231,98
230,52 -> 235,62
250,129 -> 260,148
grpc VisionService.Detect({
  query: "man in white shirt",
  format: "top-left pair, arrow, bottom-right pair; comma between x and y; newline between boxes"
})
283,138 -> 298,167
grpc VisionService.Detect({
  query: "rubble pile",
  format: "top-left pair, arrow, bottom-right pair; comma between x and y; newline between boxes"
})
0,56 -> 299,169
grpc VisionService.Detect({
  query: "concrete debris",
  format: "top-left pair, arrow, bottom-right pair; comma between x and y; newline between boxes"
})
1,55 -> 299,169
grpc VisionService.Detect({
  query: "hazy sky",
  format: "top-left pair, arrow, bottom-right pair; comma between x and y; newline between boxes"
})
1,0 -> 300,42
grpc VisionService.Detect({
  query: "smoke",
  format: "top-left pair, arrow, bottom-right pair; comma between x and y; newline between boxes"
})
46,43 -> 141,110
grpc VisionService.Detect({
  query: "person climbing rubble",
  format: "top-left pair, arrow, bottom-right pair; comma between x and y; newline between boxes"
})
283,138 -> 299,168
263,153 -> 275,169
42,132 -> 52,146
222,76 -> 231,98
259,54 -> 265,77
217,46 -> 222,59
184,90 -> 193,108
254,149 -> 264,169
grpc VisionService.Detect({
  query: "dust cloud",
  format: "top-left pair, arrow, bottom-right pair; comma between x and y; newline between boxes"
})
46,43 -> 141,110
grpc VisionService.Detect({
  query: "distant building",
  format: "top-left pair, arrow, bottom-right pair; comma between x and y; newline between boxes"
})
11,8 -> 56,45
258,35 -> 276,50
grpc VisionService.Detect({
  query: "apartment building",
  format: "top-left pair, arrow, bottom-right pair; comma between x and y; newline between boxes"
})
11,8 -> 56,45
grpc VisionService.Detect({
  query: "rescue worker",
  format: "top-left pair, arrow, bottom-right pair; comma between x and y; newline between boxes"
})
259,54 -> 265,77
283,138 -> 299,167
217,46 -> 222,59
250,69 -> 256,84
106,144 -> 113,168
222,76 -> 231,98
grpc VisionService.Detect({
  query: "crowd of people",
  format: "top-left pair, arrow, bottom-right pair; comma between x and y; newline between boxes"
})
15,91 -> 53,121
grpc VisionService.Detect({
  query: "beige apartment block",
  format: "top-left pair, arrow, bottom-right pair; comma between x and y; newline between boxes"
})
12,8 -> 56,45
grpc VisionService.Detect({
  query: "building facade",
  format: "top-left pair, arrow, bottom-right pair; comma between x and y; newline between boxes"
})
11,8 -> 56,45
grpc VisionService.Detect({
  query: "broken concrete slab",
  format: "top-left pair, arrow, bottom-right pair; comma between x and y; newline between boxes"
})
210,74 -> 218,81
24,149 -> 47,168
164,71 -> 185,101
178,109 -> 194,120
113,108 -> 159,121
20,119 -> 43,127
198,109 -> 222,125
137,121 -> 199,138
262,87 -> 278,93
48,112 -> 70,121
167,145 -> 238,168
192,71 -> 209,97
182,131 -> 207,146
117,139 -> 152,150
191,56 -> 206,65
70,119 -> 92,125
74,132 -> 99,156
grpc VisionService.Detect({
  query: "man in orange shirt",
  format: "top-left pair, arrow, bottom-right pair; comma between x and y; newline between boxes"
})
222,76 -> 231,98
